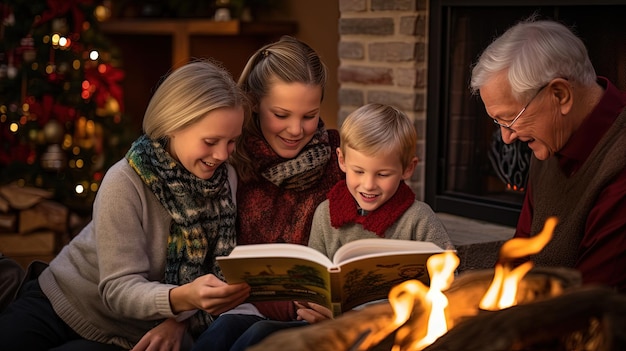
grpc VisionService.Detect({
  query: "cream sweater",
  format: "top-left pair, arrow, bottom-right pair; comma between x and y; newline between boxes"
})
38,159 -> 237,349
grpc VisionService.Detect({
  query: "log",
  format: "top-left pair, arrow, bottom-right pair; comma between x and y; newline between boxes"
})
0,212 -> 17,232
246,302 -> 396,351
0,195 -> 10,213
250,267 -> 585,351
444,267 -> 581,327
0,184 -> 53,210
18,200 -> 68,234
424,286 -> 626,351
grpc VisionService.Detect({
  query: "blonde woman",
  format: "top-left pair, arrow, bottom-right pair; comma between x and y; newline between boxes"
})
0,60 -> 250,351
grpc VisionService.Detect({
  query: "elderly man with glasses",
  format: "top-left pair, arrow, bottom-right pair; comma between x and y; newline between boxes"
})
470,18 -> 626,293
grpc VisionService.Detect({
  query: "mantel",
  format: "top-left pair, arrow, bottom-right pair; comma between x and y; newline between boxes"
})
97,18 -> 298,131
99,19 -> 298,68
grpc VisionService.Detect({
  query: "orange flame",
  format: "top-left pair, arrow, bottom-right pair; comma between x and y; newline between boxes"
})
382,217 -> 558,350
480,216 -> 558,310
392,251 -> 459,351
355,279 -> 428,351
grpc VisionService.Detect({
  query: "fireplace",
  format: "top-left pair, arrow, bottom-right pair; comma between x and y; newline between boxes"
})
425,0 -> 626,226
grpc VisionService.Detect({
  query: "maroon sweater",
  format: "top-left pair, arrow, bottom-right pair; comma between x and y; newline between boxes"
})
516,77 -> 626,292
237,129 -> 344,320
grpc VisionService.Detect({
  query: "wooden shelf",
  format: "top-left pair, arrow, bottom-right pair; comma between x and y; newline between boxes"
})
100,19 -> 240,35
98,18 -> 297,132
100,19 -> 297,68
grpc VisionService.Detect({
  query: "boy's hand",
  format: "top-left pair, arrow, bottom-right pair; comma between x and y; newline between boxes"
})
294,301 -> 333,324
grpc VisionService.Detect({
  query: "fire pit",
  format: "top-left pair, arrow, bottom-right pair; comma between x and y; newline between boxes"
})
249,268 -> 626,351
249,218 -> 626,351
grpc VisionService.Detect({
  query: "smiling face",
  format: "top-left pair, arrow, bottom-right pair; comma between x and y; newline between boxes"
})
168,106 -> 244,179
257,81 -> 323,159
338,146 -> 417,212
479,72 -> 571,161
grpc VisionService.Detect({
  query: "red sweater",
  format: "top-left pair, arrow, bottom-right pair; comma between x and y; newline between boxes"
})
236,128 -> 344,320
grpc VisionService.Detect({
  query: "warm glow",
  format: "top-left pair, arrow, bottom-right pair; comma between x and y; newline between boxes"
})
355,280 -> 427,351
94,4 -> 111,21
381,217 -> 559,351
498,217 -> 557,259
410,252 -> 459,350
364,218 -> 562,351
391,280 -> 427,327
388,280 -> 429,351
51,33 -> 60,46
382,252 -> 459,351
480,217 -> 558,310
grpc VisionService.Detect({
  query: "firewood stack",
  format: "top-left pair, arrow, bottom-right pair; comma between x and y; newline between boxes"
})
0,184 -> 72,268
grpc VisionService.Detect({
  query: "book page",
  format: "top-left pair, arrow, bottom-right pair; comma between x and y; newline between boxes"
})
217,245 -> 335,309
335,252 -> 433,312
332,238 -> 444,266
220,243 -> 333,267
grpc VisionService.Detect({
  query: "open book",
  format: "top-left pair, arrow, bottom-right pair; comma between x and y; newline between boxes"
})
216,238 -> 446,315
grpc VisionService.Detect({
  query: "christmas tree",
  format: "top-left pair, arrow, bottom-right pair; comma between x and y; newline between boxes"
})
0,0 -> 134,215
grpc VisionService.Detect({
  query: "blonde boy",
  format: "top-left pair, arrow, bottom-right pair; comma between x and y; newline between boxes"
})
309,103 -> 453,258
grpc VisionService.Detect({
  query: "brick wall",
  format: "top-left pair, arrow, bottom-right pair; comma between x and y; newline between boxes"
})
338,0 -> 428,199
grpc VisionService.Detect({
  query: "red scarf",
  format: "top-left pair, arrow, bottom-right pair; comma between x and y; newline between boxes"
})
328,180 -> 415,237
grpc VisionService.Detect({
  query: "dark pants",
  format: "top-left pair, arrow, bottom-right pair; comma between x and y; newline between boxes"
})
0,279 -> 125,351
192,313 -> 307,351
230,319 -> 307,351
0,255 -> 24,312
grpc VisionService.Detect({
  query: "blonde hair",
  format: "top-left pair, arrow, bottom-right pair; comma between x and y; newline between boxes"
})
233,36 -> 328,181
340,103 -> 417,170
143,59 -> 248,139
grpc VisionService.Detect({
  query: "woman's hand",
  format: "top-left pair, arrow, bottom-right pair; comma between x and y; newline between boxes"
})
131,318 -> 186,351
169,274 -> 250,315
294,301 -> 333,324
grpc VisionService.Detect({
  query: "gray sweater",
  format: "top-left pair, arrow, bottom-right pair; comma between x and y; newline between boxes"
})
308,200 -> 453,259
38,159 -> 237,349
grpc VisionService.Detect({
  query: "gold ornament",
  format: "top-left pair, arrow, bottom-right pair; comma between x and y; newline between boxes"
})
43,119 -> 64,144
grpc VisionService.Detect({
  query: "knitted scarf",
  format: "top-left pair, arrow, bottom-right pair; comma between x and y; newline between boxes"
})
237,126 -> 343,247
247,119 -> 332,191
125,134 -> 236,338
328,180 -> 415,237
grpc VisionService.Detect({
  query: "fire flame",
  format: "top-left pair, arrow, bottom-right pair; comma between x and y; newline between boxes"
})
391,251 -> 459,351
384,216 -> 559,350
480,216 -> 558,310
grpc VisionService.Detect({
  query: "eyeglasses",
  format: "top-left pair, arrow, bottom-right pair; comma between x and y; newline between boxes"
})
493,84 -> 547,131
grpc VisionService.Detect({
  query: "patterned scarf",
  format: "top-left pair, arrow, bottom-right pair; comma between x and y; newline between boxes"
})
246,119 -> 332,191
125,134 -> 236,338
328,180 -> 415,237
